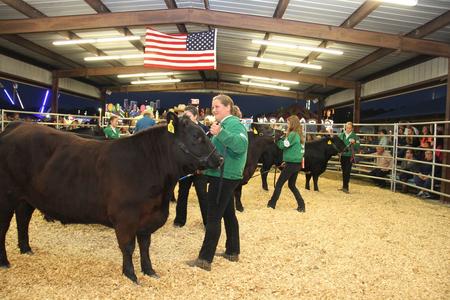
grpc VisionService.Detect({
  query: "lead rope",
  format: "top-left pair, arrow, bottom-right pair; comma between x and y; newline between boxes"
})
216,146 -> 227,205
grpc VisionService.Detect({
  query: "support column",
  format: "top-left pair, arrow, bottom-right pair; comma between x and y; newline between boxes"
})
441,60 -> 450,202
50,73 -> 59,113
99,89 -> 107,126
353,82 -> 361,132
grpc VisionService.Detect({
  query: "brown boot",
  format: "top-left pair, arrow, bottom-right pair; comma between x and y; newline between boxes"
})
216,252 -> 239,262
186,258 -> 211,271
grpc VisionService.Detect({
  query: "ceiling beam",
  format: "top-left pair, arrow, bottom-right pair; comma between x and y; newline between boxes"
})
53,63 -> 355,89
0,8 -> 448,57
2,0 -> 123,70
1,35 -> 83,69
107,81 -> 314,100
291,0 -> 381,73
253,0 -> 290,68
330,10 -> 450,79
84,0 -> 143,51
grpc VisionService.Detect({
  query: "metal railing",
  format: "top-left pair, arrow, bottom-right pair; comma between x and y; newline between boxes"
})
1,109 -> 101,132
1,109 -> 448,200
304,121 -> 449,200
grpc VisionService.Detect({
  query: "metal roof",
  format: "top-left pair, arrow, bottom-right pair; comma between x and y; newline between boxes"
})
0,0 -> 448,100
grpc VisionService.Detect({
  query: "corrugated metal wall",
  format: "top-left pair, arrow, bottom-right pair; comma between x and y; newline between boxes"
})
325,57 -> 449,107
0,54 -> 100,99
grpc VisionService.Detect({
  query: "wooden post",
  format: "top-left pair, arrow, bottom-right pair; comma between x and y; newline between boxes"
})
441,60 -> 450,203
353,82 -> 361,132
50,73 -> 59,113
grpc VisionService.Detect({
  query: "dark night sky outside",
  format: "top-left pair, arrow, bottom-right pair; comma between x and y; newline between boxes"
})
0,78 -> 311,118
0,78 -> 446,122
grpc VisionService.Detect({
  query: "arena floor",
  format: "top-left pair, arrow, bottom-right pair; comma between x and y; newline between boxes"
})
1,171 -> 449,299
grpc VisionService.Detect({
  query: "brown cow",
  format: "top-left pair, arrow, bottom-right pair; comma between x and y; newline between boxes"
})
0,113 -> 222,283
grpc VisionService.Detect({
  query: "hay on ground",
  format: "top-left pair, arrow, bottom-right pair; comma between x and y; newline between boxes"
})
1,171 -> 449,299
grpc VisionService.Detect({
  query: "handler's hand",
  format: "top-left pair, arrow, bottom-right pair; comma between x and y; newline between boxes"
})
210,122 -> 222,136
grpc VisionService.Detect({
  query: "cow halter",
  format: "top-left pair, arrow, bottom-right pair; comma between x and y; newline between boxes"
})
177,141 -> 220,167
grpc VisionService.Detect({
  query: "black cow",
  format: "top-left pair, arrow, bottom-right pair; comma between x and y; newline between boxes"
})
303,135 -> 346,191
234,124 -> 281,212
259,143 -> 283,191
0,113 -> 222,283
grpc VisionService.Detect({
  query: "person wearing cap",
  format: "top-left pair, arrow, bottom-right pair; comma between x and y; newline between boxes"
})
103,115 -> 120,139
134,110 -> 156,134
173,105 -> 209,228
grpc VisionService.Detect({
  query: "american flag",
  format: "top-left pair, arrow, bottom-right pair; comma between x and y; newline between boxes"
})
144,28 -> 217,70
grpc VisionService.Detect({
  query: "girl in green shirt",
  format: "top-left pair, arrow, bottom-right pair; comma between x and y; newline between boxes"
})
267,115 -> 306,212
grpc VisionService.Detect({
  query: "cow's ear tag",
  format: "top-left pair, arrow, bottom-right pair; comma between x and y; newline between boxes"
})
253,128 -> 258,135
168,120 -> 175,134
327,140 -> 332,145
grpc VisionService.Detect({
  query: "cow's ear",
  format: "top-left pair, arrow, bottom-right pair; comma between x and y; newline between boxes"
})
166,112 -> 179,134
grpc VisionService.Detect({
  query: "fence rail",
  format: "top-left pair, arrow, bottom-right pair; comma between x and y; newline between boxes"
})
1,109 -> 449,200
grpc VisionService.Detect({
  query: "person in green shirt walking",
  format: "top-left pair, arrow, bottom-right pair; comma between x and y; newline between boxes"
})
267,115 -> 306,212
338,121 -> 360,193
103,115 -> 120,139
188,94 -> 248,272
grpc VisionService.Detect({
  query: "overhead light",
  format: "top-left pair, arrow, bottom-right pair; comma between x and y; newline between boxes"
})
240,81 -> 290,91
247,56 -> 322,70
15,90 -> 25,110
242,75 -> 299,85
84,54 -> 145,61
118,72 -> 174,78
252,40 -> 344,55
130,79 -> 181,85
39,90 -> 50,113
3,89 -> 15,105
53,36 -> 141,46
379,0 -> 418,6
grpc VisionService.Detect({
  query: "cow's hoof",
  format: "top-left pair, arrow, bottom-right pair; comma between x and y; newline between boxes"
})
144,270 -> 159,279
0,262 -> 11,269
296,207 -> 306,213
314,189 -> 319,192
262,185 -> 268,191
124,272 -> 138,283
20,249 -> 34,255
236,206 -> 244,212
305,186 -> 310,190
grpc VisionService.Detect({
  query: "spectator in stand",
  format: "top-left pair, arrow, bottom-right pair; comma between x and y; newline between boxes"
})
397,126 -> 407,158
369,146 -> 393,188
173,105 -> 209,227
435,126 -> 444,162
134,110 -> 156,133
406,123 -> 419,136
420,126 -> 433,148
378,129 -> 389,147
399,149 -> 417,193
414,150 -> 441,198
103,115 -> 120,139
405,127 -> 420,148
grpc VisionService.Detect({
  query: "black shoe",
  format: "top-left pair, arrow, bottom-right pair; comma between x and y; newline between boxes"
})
267,201 -> 275,209
216,252 -> 239,262
186,258 -> 211,271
